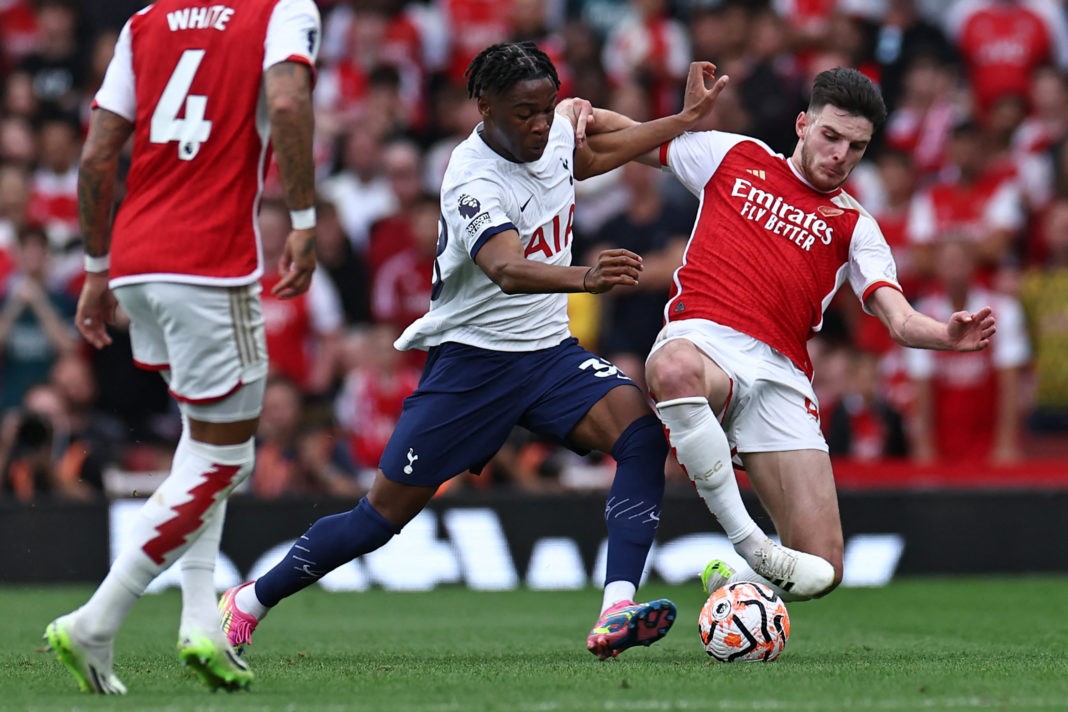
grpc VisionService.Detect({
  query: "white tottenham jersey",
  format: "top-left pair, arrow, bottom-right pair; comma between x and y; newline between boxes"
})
396,114 -> 578,352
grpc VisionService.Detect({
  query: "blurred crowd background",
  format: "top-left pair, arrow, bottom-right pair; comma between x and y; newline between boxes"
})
2,0 -> 1068,503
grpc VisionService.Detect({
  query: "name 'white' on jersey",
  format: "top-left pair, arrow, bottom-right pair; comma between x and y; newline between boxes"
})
396,114 -> 578,352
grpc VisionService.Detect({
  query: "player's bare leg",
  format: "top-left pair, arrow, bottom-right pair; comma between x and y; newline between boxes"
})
648,339 -> 834,599
570,385 -> 676,659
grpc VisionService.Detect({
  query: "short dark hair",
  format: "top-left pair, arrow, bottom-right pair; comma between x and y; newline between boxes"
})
465,42 -> 560,100
809,68 -> 887,127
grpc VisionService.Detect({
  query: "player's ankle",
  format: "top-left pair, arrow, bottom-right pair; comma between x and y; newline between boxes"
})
732,528 -> 767,561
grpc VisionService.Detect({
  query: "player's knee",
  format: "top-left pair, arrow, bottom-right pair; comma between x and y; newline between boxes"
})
646,342 -> 705,400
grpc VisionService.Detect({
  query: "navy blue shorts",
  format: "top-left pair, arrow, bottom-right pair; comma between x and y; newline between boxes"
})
379,338 -> 638,487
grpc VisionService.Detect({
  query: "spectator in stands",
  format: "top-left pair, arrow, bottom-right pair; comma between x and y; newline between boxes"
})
320,120 -> 396,254
259,200 -> 344,397
825,347 -> 909,461
602,0 -> 690,119
0,0 -> 38,74
906,118 -> 1026,282
314,2 -> 427,139
2,65 -> 38,119
590,161 -> 694,391
28,112 -> 82,280
871,0 -> 958,115
0,162 -> 32,258
371,192 -> 437,335
12,0 -> 83,120
945,0 -> 1068,117
422,81 -> 484,193
1019,197 -> 1068,432
366,139 -> 427,278
882,52 -> 963,180
251,375 -> 360,500
730,7 -> 806,157
0,225 -> 76,410
0,381 -> 102,502
904,239 -> 1031,464
1015,65 -> 1068,157
315,198 -> 371,326
0,114 -> 36,165
49,351 -> 123,471
334,324 -> 420,481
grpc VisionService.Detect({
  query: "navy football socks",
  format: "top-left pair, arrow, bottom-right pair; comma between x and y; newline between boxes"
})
255,497 -> 400,607
603,414 -> 668,587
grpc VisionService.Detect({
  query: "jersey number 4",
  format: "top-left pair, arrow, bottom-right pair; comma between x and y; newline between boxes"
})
151,49 -> 212,161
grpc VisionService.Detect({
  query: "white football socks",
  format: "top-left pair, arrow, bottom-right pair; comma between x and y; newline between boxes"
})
178,499 -> 227,638
601,580 -> 638,613
234,581 -> 270,620
656,397 -> 764,556
77,436 -> 252,643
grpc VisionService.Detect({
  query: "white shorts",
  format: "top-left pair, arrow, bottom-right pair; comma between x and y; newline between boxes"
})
115,281 -> 268,421
648,319 -> 828,455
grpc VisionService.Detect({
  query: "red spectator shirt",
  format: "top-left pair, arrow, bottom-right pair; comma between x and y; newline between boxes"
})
947,0 -> 1068,114
904,288 -> 1031,461
660,132 -> 901,379
260,270 -> 343,391
92,0 -> 320,288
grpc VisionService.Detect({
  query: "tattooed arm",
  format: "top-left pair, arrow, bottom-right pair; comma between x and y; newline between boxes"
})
75,108 -> 132,348
264,60 -> 317,299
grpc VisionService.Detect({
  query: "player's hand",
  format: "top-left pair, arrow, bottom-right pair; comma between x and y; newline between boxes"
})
678,61 -> 729,129
556,97 -> 595,148
75,272 -> 118,349
273,228 -> 317,299
584,248 -> 643,294
945,306 -> 996,351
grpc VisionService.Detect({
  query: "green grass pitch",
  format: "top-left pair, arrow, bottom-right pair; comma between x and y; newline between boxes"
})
4,578 -> 1067,711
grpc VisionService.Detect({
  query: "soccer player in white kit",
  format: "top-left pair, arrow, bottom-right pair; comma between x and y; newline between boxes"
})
219,43 -> 729,661
44,0 -> 321,694
632,68 -> 998,602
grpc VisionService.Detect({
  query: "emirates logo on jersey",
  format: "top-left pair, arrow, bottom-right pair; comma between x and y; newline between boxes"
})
731,177 -> 836,252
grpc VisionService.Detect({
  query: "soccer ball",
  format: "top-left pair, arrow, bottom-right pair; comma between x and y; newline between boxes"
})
698,582 -> 790,662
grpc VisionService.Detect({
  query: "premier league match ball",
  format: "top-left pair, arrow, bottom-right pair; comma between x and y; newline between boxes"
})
698,582 -> 790,662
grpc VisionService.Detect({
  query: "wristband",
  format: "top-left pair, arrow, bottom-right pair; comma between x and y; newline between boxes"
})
290,207 -> 316,230
582,267 -> 593,293
84,254 -> 110,273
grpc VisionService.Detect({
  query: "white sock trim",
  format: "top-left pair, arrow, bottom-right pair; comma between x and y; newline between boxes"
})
601,580 -> 637,613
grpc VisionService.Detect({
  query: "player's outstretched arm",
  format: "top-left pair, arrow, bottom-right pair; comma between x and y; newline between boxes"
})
75,108 -> 132,349
265,60 -> 317,299
868,285 -> 997,352
574,62 -> 729,178
475,229 -> 642,295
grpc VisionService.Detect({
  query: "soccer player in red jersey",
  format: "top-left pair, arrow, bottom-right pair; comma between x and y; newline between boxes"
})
44,0 -> 321,694
626,68 -> 998,601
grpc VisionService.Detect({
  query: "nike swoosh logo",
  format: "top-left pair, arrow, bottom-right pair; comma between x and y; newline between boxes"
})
520,195 -> 533,212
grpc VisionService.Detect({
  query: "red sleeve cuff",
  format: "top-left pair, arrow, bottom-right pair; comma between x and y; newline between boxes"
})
282,54 -> 317,85
862,280 -> 901,303
659,141 -> 670,167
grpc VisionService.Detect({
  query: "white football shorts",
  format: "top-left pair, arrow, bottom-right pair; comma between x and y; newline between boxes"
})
648,319 -> 828,454
114,281 -> 268,422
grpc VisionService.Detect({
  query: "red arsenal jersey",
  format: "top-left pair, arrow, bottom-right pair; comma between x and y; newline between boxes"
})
93,0 -> 319,287
660,132 -> 901,378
